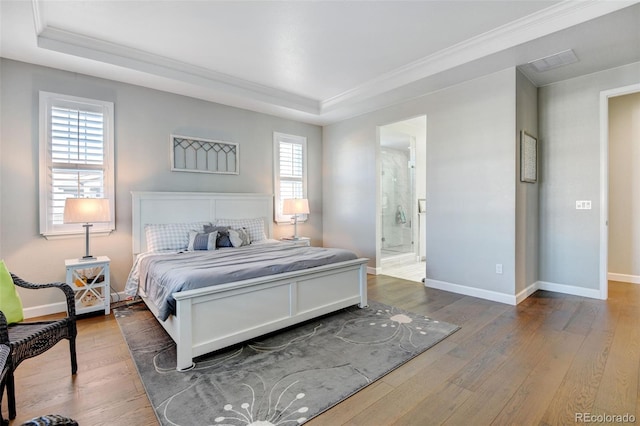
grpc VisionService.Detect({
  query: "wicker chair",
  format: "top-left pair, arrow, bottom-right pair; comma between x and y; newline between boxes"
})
0,274 -> 77,421
1,344 -> 9,425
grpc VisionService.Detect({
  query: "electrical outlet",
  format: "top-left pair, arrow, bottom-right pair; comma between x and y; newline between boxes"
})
495,264 -> 503,274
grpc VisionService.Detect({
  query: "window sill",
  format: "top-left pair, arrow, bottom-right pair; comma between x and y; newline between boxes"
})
41,229 -> 114,241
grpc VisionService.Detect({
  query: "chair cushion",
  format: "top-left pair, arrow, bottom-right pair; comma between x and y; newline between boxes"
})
0,260 -> 24,324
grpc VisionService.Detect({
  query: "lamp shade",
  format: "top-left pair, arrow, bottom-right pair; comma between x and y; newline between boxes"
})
282,198 -> 309,215
63,198 -> 111,224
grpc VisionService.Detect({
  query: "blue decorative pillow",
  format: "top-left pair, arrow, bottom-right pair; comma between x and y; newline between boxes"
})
187,230 -> 218,251
203,225 -> 232,248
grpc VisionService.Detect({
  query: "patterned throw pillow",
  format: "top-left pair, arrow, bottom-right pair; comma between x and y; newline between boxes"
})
215,218 -> 266,242
187,230 -> 218,251
145,222 -> 211,252
203,225 -> 232,248
228,227 -> 251,247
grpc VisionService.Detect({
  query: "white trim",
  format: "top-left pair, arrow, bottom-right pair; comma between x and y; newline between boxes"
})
23,301 -> 68,319
22,290 -> 126,318
424,279 -> 517,306
607,273 -> 640,285
599,83 -> 640,300
423,279 -> 606,306
36,26 -> 320,115
32,0 -> 634,119
536,280 -> 603,300
38,91 -> 116,237
367,266 -> 381,275
515,283 -> 538,305
321,1 -> 637,112
273,132 -> 308,224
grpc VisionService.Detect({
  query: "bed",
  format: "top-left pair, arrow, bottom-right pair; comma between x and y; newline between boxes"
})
127,191 -> 369,371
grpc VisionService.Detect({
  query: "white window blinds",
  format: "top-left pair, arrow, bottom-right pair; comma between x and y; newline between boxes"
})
39,92 -> 115,236
274,132 -> 307,223
279,141 -> 304,200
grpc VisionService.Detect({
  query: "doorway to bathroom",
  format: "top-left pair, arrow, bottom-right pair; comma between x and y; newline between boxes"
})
378,115 -> 426,282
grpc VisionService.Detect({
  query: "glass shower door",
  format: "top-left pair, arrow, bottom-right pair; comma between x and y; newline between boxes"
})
380,147 -> 413,256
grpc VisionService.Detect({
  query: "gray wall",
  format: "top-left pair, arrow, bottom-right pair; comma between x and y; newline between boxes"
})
0,58 -> 322,310
324,68 -> 518,297
515,70 -> 539,294
608,91 -> 640,279
538,62 -> 640,290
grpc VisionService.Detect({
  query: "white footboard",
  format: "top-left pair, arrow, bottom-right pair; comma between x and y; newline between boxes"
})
143,258 -> 368,371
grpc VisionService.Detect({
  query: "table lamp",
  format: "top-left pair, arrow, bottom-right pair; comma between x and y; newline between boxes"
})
63,198 -> 111,260
282,198 -> 309,240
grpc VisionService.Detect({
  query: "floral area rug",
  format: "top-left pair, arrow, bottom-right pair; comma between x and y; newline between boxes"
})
115,300 -> 459,425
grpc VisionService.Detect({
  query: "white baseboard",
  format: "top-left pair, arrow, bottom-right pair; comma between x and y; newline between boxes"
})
607,273 -> 640,284
424,279 -> 517,305
515,283 -> 539,304
367,266 -> 382,275
23,291 -> 128,319
423,278 -> 605,306
23,301 -> 69,319
536,281 -> 603,299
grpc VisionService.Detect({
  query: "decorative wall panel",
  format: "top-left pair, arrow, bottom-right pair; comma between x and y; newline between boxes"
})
171,135 -> 239,174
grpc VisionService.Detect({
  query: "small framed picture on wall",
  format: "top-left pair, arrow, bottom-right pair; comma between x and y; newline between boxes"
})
520,131 -> 537,183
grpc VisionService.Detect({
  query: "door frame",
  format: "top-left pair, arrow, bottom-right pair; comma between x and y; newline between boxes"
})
599,83 -> 640,299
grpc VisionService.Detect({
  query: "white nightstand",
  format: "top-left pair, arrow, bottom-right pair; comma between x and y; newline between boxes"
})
281,237 -> 311,247
65,256 -> 111,315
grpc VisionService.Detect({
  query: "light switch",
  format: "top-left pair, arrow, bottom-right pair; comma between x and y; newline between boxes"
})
576,200 -> 592,210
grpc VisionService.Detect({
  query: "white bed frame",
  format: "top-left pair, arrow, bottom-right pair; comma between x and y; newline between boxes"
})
131,191 -> 368,371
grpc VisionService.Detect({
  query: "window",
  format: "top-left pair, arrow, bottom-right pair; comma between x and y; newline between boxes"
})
39,92 -> 115,237
273,132 -> 307,223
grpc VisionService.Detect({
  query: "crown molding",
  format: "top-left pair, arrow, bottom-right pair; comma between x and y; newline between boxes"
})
30,0 -> 639,120
320,0 -> 639,113
32,0 -> 320,114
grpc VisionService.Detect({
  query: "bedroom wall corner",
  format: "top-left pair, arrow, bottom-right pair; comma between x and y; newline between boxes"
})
538,61 -> 640,291
515,69 -> 539,296
323,67 -> 518,297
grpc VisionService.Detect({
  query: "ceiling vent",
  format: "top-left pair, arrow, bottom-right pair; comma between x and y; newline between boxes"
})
527,49 -> 579,72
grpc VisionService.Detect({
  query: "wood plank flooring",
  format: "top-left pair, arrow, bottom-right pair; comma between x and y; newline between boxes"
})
4,277 -> 640,425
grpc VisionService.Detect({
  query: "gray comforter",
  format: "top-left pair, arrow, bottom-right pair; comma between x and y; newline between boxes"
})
128,242 -> 358,320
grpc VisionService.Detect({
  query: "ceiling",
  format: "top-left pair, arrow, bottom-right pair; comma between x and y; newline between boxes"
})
1,1 -> 639,125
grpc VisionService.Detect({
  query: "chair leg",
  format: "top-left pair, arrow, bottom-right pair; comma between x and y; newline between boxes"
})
0,381 -> 6,426
7,371 -> 15,420
70,338 -> 77,375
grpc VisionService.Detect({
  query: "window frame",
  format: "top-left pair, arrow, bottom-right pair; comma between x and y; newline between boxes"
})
39,91 -> 115,238
273,132 -> 308,224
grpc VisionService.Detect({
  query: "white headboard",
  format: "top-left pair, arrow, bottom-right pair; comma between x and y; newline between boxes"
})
131,191 -> 274,255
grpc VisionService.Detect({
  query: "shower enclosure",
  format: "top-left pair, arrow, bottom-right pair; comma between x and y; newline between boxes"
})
380,144 -> 415,258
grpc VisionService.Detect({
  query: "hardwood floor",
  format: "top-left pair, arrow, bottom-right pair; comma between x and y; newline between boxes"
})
4,277 -> 640,425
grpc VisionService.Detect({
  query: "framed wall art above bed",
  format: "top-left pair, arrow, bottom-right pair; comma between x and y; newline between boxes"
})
171,134 -> 239,175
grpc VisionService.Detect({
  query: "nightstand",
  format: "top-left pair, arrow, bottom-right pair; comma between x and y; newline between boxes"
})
281,237 -> 311,247
65,256 -> 111,315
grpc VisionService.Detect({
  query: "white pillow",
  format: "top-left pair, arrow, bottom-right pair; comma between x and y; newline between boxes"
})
145,222 -> 211,252
215,218 -> 266,242
228,228 -> 251,247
